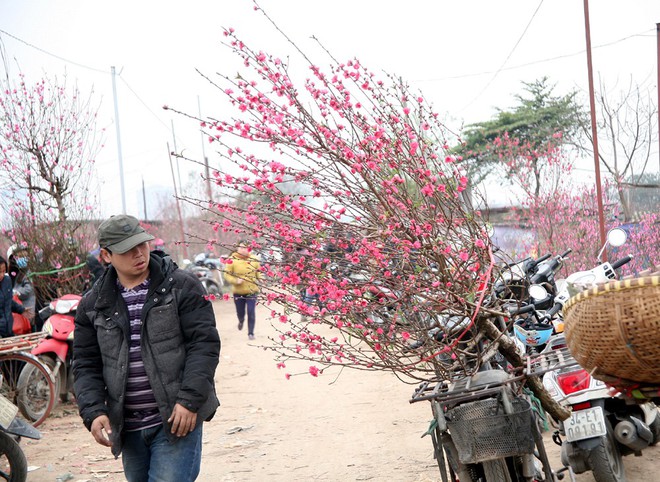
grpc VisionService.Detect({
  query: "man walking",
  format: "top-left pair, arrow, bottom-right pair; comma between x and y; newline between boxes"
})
73,214 -> 220,482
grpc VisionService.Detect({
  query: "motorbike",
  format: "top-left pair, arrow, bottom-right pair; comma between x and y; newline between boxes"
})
0,390 -> 41,481
18,294 -> 81,408
182,257 -> 224,296
537,228 -> 659,482
192,252 -> 224,271
410,280 -> 562,482
411,332 -> 560,481
191,265 -> 222,296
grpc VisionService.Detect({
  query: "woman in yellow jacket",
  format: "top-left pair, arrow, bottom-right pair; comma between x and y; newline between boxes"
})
223,241 -> 261,340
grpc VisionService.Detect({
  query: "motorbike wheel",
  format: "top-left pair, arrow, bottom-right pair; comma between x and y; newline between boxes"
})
18,355 -> 63,409
588,421 -> 626,482
481,459 -> 512,482
0,431 -> 27,481
0,353 -> 55,428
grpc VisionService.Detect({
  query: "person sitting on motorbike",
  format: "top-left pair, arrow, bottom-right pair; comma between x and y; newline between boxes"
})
0,255 -> 29,337
7,244 -> 36,325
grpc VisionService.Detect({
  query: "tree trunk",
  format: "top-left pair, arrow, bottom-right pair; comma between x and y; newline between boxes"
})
478,317 -> 571,422
616,180 -> 633,222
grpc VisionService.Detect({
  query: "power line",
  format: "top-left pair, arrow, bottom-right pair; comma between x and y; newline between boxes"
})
0,28 -> 188,153
415,29 -> 654,83
119,76 -> 171,132
460,0 -> 545,111
0,28 -> 107,74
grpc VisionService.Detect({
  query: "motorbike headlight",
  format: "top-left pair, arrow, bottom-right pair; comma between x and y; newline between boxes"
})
55,299 -> 78,314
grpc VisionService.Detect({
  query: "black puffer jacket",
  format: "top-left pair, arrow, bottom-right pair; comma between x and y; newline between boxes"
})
73,253 -> 220,457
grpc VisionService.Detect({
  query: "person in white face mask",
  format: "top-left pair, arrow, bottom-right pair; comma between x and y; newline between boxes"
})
7,244 -> 35,325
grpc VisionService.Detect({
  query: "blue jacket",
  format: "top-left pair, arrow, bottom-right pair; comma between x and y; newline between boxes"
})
73,254 -> 220,457
0,274 -> 24,337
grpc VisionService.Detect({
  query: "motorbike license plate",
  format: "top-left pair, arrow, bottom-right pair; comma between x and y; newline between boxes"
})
565,406 -> 607,442
0,394 -> 18,430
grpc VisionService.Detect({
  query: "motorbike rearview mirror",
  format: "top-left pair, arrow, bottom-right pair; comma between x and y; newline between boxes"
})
607,228 -> 627,247
528,284 -> 549,301
597,227 -> 628,261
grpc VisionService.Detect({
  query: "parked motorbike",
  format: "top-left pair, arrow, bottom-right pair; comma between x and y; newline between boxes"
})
18,294 -> 81,408
181,256 -> 224,297
412,366 -> 558,481
195,266 -> 222,296
411,311 -> 560,481
538,228 -> 659,482
0,391 -> 41,481
193,252 -> 224,271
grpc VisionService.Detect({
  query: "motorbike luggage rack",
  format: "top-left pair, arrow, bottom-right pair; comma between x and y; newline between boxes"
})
0,332 -> 47,355
411,346 -> 583,406
410,372 -> 527,406
524,346 -> 581,377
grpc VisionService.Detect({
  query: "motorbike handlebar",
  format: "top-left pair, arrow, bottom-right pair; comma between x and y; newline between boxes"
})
611,255 -> 633,270
545,302 -> 562,318
532,253 -> 552,266
529,249 -> 571,284
507,304 -> 536,316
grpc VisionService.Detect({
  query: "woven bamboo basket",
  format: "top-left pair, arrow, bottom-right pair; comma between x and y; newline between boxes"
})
563,275 -> 660,384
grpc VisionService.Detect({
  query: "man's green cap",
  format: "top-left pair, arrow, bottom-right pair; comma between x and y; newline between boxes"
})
98,214 -> 154,254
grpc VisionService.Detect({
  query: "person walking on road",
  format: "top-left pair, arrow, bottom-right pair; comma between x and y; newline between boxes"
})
224,240 -> 261,340
73,214 -> 220,482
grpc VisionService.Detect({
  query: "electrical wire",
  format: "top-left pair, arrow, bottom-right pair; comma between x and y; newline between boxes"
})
415,29 -> 654,83
460,0 -> 545,111
0,28 -> 107,74
0,28 -> 189,153
119,76 -> 172,132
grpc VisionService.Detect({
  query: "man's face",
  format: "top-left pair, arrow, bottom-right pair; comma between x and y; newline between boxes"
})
101,242 -> 150,278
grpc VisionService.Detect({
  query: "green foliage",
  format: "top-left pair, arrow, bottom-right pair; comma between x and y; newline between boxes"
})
457,77 -> 585,182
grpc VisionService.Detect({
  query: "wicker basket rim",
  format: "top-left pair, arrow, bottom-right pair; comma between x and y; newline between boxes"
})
563,275 -> 660,311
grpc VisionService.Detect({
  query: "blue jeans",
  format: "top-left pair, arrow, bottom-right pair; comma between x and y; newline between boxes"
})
121,423 -> 203,482
234,294 -> 257,335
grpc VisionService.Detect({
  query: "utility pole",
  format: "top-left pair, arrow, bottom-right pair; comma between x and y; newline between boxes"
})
657,23 -> 660,172
168,142 -> 189,260
171,121 -> 184,195
582,0 -> 607,253
111,66 -> 127,214
142,177 -> 148,221
198,96 -> 213,203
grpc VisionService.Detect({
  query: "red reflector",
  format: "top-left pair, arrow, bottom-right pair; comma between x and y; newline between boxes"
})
571,401 -> 592,411
557,370 -> 591,394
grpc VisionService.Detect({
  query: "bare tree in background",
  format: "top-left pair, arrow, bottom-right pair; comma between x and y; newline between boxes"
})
579,78 -> 658,221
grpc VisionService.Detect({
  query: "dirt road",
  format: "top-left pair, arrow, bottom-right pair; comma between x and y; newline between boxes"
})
21,299 -> 659,481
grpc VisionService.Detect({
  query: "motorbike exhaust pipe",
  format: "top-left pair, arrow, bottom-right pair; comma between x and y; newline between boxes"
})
614,418 -> 653,451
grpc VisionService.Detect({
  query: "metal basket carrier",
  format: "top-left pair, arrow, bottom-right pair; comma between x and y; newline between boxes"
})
447,396 -> 533,464
0,332 -> 46,355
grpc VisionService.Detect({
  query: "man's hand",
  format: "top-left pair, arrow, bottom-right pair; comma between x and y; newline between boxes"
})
168,403 -> 197,437
90,415 -> 113,447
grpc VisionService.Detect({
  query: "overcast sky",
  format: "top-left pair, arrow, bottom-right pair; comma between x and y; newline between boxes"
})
1,0 -> 658,216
